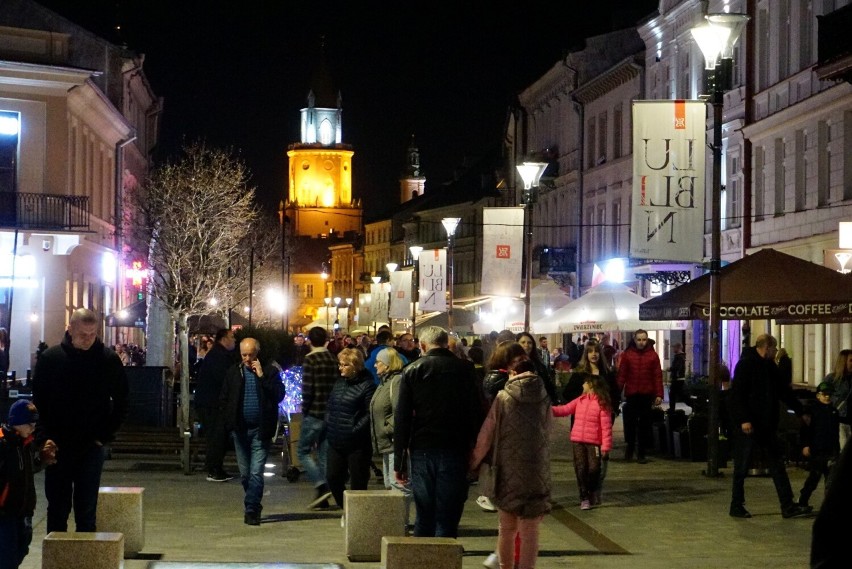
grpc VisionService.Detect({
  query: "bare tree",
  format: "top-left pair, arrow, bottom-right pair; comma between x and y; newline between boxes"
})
133,142 -> 259,469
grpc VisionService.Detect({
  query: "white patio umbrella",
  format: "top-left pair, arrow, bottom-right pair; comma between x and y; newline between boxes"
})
531,281 -> 688,334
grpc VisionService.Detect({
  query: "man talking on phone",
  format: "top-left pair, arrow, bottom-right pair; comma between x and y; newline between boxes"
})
220,338 -> 284,525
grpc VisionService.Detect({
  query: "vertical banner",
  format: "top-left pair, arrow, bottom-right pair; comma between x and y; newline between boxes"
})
481,207 -> 524,296
358,293 -> 372,327
631,100 -> 706,262
370,283 -> 388,325
390,270 -> 412,319
419,248 -> 447,312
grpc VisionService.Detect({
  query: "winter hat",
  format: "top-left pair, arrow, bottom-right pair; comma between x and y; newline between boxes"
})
817,381 -> 834,395
376,348 -> 394,367
7,400 -> 39,427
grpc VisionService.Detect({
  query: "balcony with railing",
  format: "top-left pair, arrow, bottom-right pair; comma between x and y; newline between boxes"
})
0,192 -> 90,231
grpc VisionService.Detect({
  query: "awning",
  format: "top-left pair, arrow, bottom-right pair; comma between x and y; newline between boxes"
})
639,248 -> 852,324
532,281 -> 688,334
106,300 -> 146,328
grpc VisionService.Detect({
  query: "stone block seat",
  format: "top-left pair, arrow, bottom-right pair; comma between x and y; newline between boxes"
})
97,486 -> 145,556
42,531 -> 124,569
344,489 -> 406,561
381,536 -> 464,569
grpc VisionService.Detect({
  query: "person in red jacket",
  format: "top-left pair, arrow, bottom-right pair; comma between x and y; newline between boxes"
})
616,329 -> 663,463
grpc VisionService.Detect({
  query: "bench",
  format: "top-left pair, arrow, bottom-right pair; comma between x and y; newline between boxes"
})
97,486 -> 144,556
42,531 -> 124,569
381,536 -> 463,569
344,489 -> 406,561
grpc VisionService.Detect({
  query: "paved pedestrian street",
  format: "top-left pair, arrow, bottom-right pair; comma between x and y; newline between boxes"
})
21,419 -> 816,569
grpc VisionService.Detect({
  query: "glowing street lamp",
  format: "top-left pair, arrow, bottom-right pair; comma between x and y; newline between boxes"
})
441,217 -> 461,332
690,8 -> 749,478
409,245 -> 423,338
516,161 -> 548,333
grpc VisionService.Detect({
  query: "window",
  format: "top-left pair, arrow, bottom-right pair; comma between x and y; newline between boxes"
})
598,113 -> 607,163
306,284 -> 315,299
613,104 -> 622,159
794,130 -> 806,211
319,119 -> 333,145
726,156 -> 742,229
778,0 -> 791,80
774,138 -> 786,216
610,200 -> 622,255
817,121 -> 830,206
754,146 -> 765,221
844,112 -> 852,200
758,9 -> 769,90
596,205 -> 606,259
0,111 -> 19,194
587,117 -> 596,168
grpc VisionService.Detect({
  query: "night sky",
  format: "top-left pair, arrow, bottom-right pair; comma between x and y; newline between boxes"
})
37,0 -> 660,217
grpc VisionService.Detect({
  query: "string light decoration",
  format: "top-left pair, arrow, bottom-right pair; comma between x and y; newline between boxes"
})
278,366 -> 303,419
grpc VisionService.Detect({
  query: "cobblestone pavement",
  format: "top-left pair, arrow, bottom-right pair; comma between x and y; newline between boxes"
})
21,418 -> 817,569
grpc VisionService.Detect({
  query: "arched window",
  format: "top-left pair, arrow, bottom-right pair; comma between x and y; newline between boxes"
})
319,119 -> 333,145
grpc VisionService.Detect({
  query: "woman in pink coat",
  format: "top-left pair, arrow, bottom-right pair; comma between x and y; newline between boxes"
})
552,377 -> 613,510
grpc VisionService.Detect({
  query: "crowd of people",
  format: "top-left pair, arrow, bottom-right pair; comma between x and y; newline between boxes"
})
3,312 -> 849,569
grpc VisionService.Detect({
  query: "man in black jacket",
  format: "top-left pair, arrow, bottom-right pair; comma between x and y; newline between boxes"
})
394,326 -> 483,538
220,337 -> 284,525
32,308 -> 128,533
194,328 -> 237,482
728,334 -> 809,519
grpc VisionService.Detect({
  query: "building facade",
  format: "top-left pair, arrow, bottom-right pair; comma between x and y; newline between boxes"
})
0,0 -> 160,378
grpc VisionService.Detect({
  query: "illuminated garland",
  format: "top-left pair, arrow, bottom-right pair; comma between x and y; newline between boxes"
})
279,366 -> 303,419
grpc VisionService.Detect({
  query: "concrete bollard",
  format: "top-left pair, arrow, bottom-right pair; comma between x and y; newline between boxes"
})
42,531 -> 124,569
381,536 -> 463,569
96,486 -> 144,556
344,489 -> 406,561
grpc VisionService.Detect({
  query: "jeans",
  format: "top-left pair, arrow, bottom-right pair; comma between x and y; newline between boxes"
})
731,430 -> 794,511
44,443 -> 105,532
297,414 -> 328,488
383,452 -> 413,524
409,449 -> 469,538
799,455 -> 834,506
326,444 -> 373,507
232,427 -> 270,515
0,516 -> 32,569
623,393 -> 655,459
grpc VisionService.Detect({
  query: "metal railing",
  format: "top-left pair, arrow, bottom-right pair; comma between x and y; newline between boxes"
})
0,192 -> 90,231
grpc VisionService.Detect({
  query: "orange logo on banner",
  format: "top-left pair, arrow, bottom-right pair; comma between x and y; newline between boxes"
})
674,100 -> 686,129
496,245 -> 511,258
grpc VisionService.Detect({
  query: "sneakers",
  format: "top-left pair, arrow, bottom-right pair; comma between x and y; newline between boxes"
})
309,484 -> 333,510
476,495 -> 497,512
782,504 -> 811,519
729,504 -> 752,518
797,502 -> 814,514
244,512 -> 261,526
580,499 -> 592,510
482,552 -> 500,569
206,470 -> 234,482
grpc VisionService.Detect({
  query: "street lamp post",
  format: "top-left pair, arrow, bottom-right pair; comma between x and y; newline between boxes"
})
371,276 -> 382,334
345,297 -> 353,332
691,9 -> 749,478
386,262 -> 397,332
324,296 -> 332,331
333,296 -> 341,332
441,218 -> 461,333
409,245 -> 423,338
516,161 -> 548,332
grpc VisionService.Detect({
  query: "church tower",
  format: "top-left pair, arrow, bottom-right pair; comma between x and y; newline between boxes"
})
283,43 -> 362,237
399,134 -> 425,204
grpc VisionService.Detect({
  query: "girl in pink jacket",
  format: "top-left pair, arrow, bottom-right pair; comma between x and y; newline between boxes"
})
552,377 -> 613,510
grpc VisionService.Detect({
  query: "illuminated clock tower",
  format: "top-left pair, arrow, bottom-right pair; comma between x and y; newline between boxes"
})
283,54 -> 362,238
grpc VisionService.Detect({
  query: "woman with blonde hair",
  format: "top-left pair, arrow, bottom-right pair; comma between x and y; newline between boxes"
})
369,347 -> 412,525
325,348 -> 376,508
